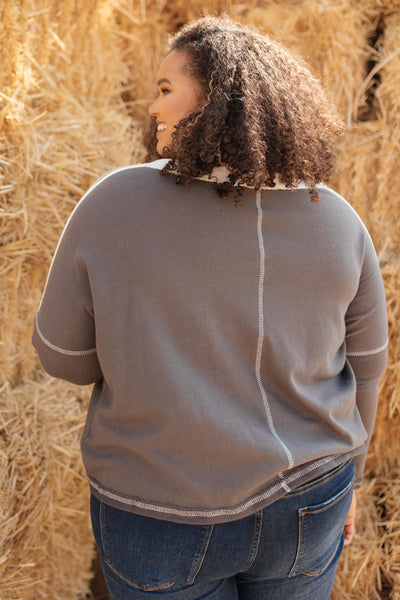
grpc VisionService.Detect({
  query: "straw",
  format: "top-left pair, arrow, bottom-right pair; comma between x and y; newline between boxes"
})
0,376 -> 94,600
1,1 -> 400,598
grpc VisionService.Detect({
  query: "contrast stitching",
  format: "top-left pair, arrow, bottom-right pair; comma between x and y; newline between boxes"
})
187,525 -> 214,585
255,190 -> 294,470
279,472 -> 291,493
284,456 -> 338,488
291,478 -> 353,577
347,339 -> 388,357
244,511 -> 263,571
36,162 -> 167,312
35,314 -> 97,357
100,501 -> 175,591
88,455 -> 343,520
90,478 -> 283,518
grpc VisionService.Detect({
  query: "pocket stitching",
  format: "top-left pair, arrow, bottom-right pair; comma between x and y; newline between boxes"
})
302,537 -> 343,577
187,524 -> 214,585
100,502 -> 176,591
289,477 -> 353,577
104,560 -> 175,592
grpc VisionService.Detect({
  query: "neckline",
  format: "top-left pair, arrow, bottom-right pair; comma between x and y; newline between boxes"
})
192,166 -> 308,190
147,160 -> 308,190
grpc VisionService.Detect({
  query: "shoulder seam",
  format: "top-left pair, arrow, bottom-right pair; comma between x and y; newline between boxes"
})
87,159 -> 169,192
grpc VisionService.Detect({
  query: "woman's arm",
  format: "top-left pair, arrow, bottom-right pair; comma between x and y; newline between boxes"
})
32,195 -> 103,385
345,232 -> 388,487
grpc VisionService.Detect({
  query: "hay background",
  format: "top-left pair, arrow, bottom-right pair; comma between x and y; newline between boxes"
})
0,1 -> 399,598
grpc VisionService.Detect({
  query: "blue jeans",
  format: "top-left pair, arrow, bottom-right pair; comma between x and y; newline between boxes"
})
90,459 -> 354,600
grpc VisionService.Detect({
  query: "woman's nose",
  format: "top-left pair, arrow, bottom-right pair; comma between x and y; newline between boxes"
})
148,99 -> 158,116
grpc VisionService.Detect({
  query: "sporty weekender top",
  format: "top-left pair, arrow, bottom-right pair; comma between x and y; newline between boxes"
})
33,160 -> 388,524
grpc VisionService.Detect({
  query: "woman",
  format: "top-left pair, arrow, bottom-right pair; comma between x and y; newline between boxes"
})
33,16 -> 388,600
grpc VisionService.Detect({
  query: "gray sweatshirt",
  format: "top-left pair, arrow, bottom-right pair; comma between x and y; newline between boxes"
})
32,160 -> 388,524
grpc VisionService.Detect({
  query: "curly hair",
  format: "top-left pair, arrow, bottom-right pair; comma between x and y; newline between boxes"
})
157,16 -> 345,197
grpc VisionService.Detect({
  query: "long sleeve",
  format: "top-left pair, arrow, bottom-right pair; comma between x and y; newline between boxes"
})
345,232 -> 388,486
32,199 -> 102,385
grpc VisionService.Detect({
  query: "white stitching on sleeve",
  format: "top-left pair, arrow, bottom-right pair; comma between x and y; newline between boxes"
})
347,339 -> 388,357
35,314 -> 97,357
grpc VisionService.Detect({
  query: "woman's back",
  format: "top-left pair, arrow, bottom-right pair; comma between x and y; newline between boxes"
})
33,160 -> 387,522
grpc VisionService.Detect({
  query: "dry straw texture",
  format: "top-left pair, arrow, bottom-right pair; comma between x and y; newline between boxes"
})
0,0 -> 145,386
0,377 -> 93,599
0,1 -> 399,599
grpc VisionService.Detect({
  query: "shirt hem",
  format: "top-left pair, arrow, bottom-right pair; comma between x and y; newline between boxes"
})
88,448 -> 363,524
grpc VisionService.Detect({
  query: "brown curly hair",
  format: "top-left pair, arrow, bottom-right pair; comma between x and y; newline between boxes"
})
156,16 -> 345,197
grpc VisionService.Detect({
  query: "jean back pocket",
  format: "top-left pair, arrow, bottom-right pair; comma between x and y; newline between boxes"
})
100,503 -> 213,591
289,468 -> 354,578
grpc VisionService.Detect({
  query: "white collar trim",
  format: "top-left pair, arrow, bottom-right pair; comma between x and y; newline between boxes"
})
195,166 -> 308,189
145,160 -> 309,190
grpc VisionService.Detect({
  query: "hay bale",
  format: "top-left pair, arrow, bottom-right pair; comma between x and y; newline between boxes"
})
329,11 -> 400,481
0,0 -> 145,386
363,225 -> 400,479
110,1 -> 170,155
1,1 -> 399,599
375,12 -> 400,137
353,0 -> 400,16
332,479 -> 385,600
333,471 -> 400,600
0,376 -> 93,600
240,0 -> 375,124
377,470 -> 400,597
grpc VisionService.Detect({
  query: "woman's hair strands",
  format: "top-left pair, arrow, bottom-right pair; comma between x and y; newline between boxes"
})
160,16 -> 345,202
